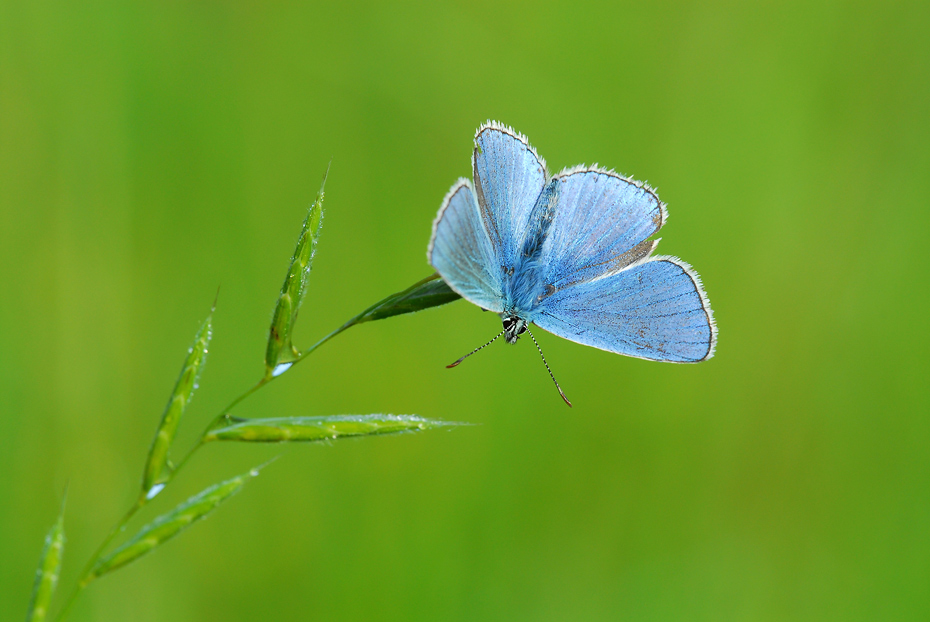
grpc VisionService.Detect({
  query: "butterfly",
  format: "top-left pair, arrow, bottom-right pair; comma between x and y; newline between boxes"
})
428,121 -> 717,405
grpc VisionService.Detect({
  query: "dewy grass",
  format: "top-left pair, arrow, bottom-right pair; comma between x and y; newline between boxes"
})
265,166 -> 328,377
204,414 -> 463,443
142,305 -> 214,499
39,166 -> 464,622
89,468 -> 260,581
25,490 -> 66,622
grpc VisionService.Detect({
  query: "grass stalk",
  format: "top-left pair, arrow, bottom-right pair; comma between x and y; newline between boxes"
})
50,269 -> 459,620
55,500 -> 142,622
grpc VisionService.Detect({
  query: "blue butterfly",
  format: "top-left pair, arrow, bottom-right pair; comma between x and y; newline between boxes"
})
428,122 -> 716,405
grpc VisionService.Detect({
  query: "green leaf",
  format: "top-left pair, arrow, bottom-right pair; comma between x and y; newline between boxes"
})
26,491 -> 66,622
337,273 -> 460,332
204,414 -> 463,443
286,274 -> 461,368
142,306 -> 214,498
266,166 -> 328,376
91,468 -> 261,581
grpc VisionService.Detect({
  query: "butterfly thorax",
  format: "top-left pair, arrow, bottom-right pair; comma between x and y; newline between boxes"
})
500,259 -> 546,329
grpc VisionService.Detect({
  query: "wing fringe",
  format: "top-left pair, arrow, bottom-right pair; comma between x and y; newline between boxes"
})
476,120 -> 549,177
648,255 -> 717,361
553,163 -> 669,230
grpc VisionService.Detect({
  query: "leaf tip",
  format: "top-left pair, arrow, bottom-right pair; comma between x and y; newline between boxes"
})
250,456 -> 280,477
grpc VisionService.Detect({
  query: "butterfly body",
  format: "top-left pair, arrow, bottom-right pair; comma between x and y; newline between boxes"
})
497,178 -> 559,341
429,121 -> 716,369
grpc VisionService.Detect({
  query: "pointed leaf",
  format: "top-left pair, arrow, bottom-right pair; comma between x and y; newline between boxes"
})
92,468 -> 261,580
339,273 -> 460,330
204,414 -> 462,443
266,167 -> 328,375
25,492 -> 66,622
142,307 -> 214,497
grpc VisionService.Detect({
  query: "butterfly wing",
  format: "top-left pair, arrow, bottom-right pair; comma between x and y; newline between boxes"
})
533,256 -> 716,362
429,122 -> 548,310
541,167 -> 666,289
428,179 -> 504,312
471,122 -> 548,267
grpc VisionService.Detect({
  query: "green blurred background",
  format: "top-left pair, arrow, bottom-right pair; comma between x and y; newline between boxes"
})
2,1 -> 928,620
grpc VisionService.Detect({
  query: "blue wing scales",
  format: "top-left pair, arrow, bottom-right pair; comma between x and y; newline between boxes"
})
430,122 -> 549,310
472,123 -> 548,267
541,167 -> 666,289
533,256 -> 716,362
428,179 -> 504,312
429,122 -> 717,366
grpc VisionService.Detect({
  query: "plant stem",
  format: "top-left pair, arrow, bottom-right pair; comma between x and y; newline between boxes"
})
56,500 -> 143,621
51,273 -> 442,620
295,323 -> 350,364
53,324 -> 352,621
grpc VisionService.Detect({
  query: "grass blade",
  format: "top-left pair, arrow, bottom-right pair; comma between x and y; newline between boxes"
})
334,273 -> 460,333
266,166 -> 329,377
352,273 -> 460,323
142,306 -> 214,498
204,414 -> 462,443
25,491 -> 66,622
90,468 -> 262,581
293,274 -> 462,364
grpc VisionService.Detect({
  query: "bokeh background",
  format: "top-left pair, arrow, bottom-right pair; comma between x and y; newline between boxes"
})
2,1 -> 929,620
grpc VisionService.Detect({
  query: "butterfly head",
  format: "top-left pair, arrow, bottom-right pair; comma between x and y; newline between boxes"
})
501,315 -> 528,344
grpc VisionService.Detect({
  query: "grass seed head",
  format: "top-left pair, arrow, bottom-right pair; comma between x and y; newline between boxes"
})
265,167 -> 328,376
142,309 -> 214,496
26,492 -> 66,622
92,469 -> 259,580
204,414 -> 461,443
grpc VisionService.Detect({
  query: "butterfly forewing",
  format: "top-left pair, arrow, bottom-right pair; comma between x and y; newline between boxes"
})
472,123 -> 548,268
540,168 -> 666,290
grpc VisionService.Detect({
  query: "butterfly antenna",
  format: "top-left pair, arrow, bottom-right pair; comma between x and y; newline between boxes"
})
525,327 -> 572,407
446,330 -> 505,368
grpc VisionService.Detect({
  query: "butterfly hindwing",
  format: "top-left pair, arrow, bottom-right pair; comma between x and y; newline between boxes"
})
428,179 -> 504,312
533,256 -> 716,362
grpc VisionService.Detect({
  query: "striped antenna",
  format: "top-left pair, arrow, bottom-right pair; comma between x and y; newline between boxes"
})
446,330 -> 505,368
525,327 -> 572,407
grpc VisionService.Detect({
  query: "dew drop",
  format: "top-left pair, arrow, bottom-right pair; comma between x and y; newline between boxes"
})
272,362 -> 293,377
146,483 -> 166,500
